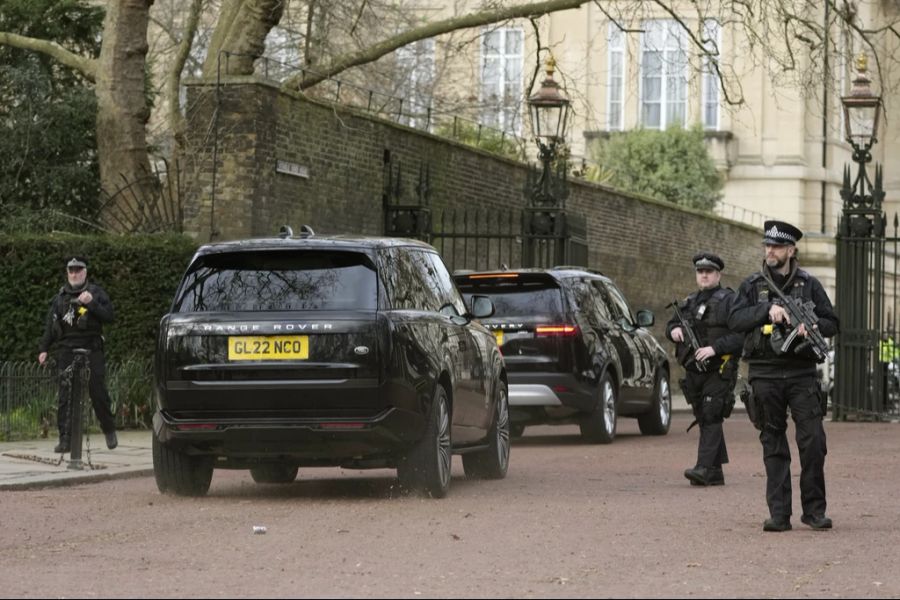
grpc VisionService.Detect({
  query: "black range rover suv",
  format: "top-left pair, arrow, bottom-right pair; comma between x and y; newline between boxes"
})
454,267 -> 670,443
153,229 -> 508,498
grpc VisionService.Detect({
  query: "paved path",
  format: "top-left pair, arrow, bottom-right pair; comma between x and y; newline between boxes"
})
0,430 -> 153,490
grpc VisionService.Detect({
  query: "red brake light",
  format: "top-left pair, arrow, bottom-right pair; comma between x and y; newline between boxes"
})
468,272 -> 520,279
535,324 -> 578,337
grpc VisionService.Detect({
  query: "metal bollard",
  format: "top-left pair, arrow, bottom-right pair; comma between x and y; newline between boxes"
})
67,349 -> 90,470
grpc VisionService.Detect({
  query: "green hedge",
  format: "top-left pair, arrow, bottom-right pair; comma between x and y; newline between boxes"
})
0,233 -> 197,362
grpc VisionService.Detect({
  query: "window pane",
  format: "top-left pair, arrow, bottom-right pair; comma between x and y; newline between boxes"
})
483,57 -> 501,90
643,73 -> 661,101
506,29 -> 523,55
702,19 -> 720,52
505,58 -> 522,89
642,102 -> 660,128
483,30 -> 501,55
667,101 -> 685,126
609,102 -> 622,130
643,51 -> 662,77
643,21 -> 664,49
608,25 -> 623,49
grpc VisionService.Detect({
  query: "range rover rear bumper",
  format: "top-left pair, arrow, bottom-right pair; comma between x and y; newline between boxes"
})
152,407 -> 425,464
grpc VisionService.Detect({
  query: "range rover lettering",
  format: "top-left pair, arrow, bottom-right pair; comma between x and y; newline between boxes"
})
153,228 -> 509,497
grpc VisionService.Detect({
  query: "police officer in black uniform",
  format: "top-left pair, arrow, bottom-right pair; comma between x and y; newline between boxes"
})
37,257 -> 118,453
666,252 -> 743,486
728,221 -> 838,532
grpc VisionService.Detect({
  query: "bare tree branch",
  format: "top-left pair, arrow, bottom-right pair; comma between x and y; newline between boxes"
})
168,0 -> 205,140
0,32 -> 97,81
649,0 -> 744,106
284,0 -> 590,90
349,0 -> 369,37
592,0 -> 640,33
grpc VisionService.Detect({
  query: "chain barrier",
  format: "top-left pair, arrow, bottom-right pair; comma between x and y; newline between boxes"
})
61,350 -> 102,471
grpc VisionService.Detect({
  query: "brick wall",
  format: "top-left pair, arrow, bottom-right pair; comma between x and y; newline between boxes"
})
180,77 -> 764,340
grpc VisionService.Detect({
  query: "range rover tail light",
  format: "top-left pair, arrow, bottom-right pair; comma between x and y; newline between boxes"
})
535,325 -> 578,337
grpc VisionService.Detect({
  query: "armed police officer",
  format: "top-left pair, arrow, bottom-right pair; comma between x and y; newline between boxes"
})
666,252 -> 743,486
37,257 -> 118,453
728,221 -> 838,532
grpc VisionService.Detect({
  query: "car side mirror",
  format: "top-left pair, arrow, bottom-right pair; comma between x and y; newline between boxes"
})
636,309 -> 654,328
470,295 -> 495,319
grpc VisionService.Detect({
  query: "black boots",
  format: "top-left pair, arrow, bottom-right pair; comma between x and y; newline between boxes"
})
684,465 -> 724,486
53,438 -> 70,453
800,514 -> 833,530
105,430 -> 118,450
763,517 -> 792,532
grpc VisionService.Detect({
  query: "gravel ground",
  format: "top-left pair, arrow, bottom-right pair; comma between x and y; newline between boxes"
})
1,413 -> 899,598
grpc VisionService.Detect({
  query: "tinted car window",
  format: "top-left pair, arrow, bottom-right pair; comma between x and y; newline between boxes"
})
381,248 -> 443,311
426,253 -> 467,316
173,251 -> 377,312
458,277 -> 564,320
603,282 -> 635,324
571,280 -> 611,325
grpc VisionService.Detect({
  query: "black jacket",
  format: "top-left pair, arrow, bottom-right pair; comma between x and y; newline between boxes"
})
727,261 -> 838,379
666,285 -> 743,371
38,282 -> 114,353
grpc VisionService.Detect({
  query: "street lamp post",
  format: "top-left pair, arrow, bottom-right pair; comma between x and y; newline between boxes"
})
835,53 -> 887,419
523,56 -> 586,266
527,55 -> 571,207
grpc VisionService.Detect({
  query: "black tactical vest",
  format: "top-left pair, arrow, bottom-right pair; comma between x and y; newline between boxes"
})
742,269 -> 812,359
683,287 -> 732,347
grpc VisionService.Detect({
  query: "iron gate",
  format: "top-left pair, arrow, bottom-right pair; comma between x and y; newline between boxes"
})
834,163 -> 900,421
381,154 -> 587,272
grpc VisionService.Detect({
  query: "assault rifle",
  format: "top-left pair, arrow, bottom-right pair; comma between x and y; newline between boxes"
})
668,300 -> 709,372
761,272 -> 829,362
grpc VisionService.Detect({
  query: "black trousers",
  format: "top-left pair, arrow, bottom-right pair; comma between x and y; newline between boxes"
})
751,375 -> 827,519
683,370 -> 732,468
55,347 -> 116,438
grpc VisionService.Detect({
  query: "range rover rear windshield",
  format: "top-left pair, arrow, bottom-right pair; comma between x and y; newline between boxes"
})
456,274 -> 564,319
173,251 -> 377,312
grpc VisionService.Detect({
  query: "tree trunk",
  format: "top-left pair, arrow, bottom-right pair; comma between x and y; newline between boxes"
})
95,0 -> 155,229
203,0 -> 285,77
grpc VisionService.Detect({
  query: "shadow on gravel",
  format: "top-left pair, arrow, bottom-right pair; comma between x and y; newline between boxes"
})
202,470 -> 493,501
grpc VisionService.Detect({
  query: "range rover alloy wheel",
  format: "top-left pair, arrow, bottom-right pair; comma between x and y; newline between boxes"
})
463,381 -> 510,479
638,370 -> 672,435
580,372 -> 617,444
398,384 -> 452,498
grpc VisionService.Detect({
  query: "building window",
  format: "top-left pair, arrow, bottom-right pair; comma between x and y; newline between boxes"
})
396,39 -> 435,129
481,27 -> 524,134
640,20 -> 688,129
607,24 -> 625,131
701,19 -> 721,130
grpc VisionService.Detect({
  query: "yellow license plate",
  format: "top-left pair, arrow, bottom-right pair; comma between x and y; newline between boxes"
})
228,336 -> 309,361
493,331 -> 504,346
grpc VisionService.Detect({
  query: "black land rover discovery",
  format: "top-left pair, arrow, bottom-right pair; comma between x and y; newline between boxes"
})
153,229 -> 508,497
455,267 -> 670,443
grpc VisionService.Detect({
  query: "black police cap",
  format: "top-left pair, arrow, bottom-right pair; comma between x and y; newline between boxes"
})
692,251 -> 724,271
66,256 -> 88,269
763,220 -> 802,246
